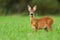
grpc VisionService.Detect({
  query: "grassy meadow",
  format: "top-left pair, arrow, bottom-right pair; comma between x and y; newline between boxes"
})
0,15 -> 60,40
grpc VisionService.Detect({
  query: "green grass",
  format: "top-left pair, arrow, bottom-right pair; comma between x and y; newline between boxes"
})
0,15 -> 60,40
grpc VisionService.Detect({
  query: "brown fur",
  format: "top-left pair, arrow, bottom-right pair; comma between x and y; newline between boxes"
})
31,16 -> 53,32
28,5 -> 53,32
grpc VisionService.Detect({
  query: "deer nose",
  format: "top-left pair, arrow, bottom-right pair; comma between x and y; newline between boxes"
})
30,14 -> 33,15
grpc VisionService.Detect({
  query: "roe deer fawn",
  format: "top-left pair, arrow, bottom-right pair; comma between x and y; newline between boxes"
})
27,5 -> 53,32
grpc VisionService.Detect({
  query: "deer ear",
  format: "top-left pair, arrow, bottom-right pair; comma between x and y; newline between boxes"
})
33,5 -> 37,11
27,5 -> 31,12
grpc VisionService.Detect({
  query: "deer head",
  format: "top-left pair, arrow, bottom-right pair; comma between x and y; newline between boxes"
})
27,5 -> 37,15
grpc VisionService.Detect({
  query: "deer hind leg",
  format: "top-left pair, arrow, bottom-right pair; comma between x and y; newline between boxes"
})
47,25 -> 52,31
44,27 -> 48,32
44,24 -> 48,32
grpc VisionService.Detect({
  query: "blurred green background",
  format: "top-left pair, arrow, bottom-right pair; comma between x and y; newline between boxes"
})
0,0 -> 60,15
0,0 -> 60,40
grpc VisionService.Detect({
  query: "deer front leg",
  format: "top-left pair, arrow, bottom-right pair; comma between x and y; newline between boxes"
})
32,26 -> 37,32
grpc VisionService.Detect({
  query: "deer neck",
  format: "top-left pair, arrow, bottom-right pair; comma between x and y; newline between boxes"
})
30,14 -> 34,22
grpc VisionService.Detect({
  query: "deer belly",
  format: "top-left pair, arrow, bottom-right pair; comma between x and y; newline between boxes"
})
38,23 -> 47,29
